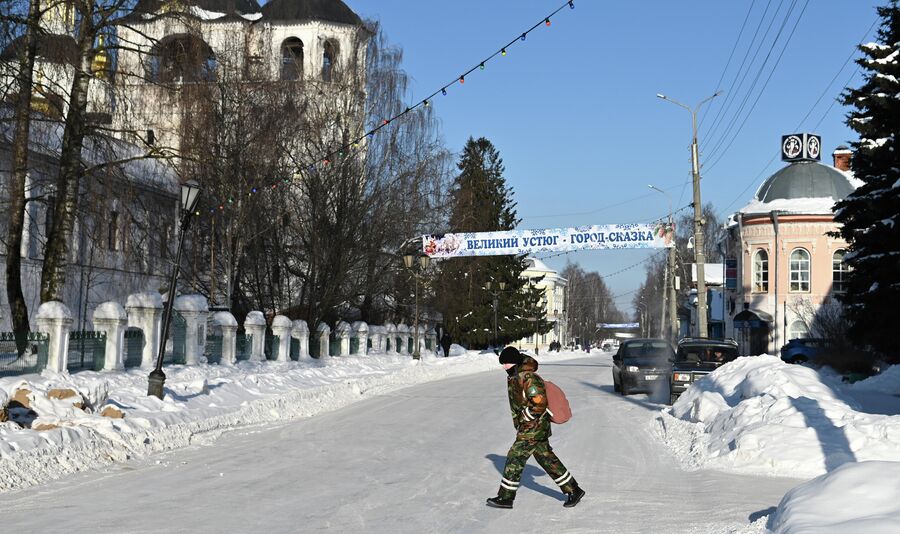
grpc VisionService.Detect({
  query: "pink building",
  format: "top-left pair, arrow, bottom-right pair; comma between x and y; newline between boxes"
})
724,135 -> 858,355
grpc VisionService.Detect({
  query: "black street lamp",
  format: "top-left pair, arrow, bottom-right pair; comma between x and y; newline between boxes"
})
402,252 -> 430,360
485,280 -> 507,349
148,180 -> 202,399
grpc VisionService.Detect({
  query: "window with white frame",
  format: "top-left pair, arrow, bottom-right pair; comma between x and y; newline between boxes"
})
789,248 -> 811,292
832,250 -> 849,293
753,249 -> 769,292
788,320 -> 809,340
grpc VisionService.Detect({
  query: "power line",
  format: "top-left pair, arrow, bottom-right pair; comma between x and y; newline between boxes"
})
704,0 -> 809,166
712,17 -> 878,218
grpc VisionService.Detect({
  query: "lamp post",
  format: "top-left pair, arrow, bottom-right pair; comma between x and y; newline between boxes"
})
649,184 -> 677,343
148,180 -> 202,399
403,252 -> 430,360
657,90 -> 721,338
637,302 -> 648,337
485,280 -> 506,349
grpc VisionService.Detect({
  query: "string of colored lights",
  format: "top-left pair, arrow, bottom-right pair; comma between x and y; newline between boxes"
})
195,0 -> 578,218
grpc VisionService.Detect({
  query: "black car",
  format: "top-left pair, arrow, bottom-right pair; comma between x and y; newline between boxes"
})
668,338 -> 739,404
612,338 -> 675,396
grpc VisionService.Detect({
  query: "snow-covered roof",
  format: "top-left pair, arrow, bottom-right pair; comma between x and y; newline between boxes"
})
738,160 -> 860,216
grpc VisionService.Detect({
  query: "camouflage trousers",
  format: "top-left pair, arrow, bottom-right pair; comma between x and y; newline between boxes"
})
497,438 -> 577,499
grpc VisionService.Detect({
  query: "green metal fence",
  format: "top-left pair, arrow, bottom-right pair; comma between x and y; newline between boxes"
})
205,334 -> 223,364
123,328 -> 144,368
350,337 -> 359,355
425,337 -> 433,350
265,333 -> 280,361
169,311 -> 187,365
67,331 -> 107,372
329,337 -> 340,356
0,332 -> 49,377
407,338 -> 413,354
309,338 -> 320,358
367,338 -> 373,351
396,337 -> 403,353
290,337 -> 300,360
236,333 -> 252,361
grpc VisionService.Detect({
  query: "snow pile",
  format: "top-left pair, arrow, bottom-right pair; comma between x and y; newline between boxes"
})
768,461 -> 900,534
0,349 -> 587,492
657,355 -> 900,478
848,364 -> 900,395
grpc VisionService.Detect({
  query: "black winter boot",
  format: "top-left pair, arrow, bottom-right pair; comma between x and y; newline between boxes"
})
486,496 -> 514,509
563,486 -> 585,508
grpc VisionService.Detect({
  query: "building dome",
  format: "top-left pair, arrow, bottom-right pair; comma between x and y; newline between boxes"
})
755,161 -> 854,203
261,0 -> 361,25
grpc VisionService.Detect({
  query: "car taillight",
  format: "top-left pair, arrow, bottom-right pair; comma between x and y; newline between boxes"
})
673,373 -> 691,382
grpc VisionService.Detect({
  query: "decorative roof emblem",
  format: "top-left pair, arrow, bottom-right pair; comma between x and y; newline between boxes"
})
781,133 -> 822,162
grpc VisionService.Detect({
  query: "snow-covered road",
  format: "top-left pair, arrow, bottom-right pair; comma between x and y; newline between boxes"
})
0,354 -> 801,533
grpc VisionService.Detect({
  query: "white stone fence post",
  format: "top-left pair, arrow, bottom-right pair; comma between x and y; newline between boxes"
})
397,323 -> 410,355
125,292 -> 163,368
35,301 -> 73,373
426,327 -> 437,355
316,323 -> 331,358
92,302 -> 127,371
271,315 -> 292,362
292,320 -> 309,360
352,321 -> 369,355
174,295 -> 208,366
212,311 -> 238,365
335,321 -> 351,356
385,322 -> 396,353
244,311 -> 266,361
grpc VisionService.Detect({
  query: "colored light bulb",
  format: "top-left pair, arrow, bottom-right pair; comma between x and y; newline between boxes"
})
521,33 -> 526,41
569,1 -> 574,9
545,18 -> 551,26
424,100 -> 430,107
479,62 -> 485,70
459,76 -> 465,84
501,48 -> 507,56
251,187 -> 257,193
442,88 -> 447,96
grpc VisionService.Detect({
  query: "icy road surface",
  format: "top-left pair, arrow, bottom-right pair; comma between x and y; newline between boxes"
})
0,355 -> 800,533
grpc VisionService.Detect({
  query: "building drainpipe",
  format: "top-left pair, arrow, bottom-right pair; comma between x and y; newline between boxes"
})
770,211 -> 781,355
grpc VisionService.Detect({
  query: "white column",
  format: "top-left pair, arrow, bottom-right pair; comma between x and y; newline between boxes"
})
417,325 -> 427,355
292,320 -> 310,360
317,322 -> 331,358
397,324 -> 410,355
125,292 -> 163,368
174,295 -> 209,366
35,301 -> 73,373
335,321 -> 351,356
385,323 -> 397,353
352,321 -> 369,355
271,315 -> 292,362
92,301 -> 127,371
244,311 -> 266,361
212,311 -> 238,365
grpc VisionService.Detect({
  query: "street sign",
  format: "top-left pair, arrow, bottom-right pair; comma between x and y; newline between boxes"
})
725,259 -> 737,290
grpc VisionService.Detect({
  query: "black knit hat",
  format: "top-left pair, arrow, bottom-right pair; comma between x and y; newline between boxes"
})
498,346 -> 524,365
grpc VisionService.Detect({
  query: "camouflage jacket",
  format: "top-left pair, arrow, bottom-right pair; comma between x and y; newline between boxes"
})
507,355 -> 551,441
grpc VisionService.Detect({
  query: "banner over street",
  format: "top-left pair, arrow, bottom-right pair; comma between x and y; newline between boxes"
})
423,223 -> 673,258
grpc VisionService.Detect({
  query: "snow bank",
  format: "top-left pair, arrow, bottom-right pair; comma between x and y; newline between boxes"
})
768,461 -> 900,534
0,349 -> 588,492
657,356 -> 900,478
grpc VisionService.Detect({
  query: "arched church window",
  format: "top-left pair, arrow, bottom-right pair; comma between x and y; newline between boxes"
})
322,40 -> 338,82
753,249 -> 768,292
832,250 -> 849,293
149,35 -> 216,83
789,248 -> 811,292
281,38 -> 303,81
788,320 -> 809,341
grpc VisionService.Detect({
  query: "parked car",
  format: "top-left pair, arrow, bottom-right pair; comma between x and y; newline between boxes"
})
780,338 -> 826,364
612,338 -> 675,396
668,338 -> 739,404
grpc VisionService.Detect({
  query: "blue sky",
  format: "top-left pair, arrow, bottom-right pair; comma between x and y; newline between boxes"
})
343,0 -> 879,313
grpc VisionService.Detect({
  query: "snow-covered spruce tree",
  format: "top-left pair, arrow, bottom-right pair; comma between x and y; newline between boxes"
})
833,0 -> 900,361
436,137 -> 548,349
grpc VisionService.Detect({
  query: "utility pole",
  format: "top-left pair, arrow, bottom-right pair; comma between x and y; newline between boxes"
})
649,184 -> 677,342
657,91 -> 722,338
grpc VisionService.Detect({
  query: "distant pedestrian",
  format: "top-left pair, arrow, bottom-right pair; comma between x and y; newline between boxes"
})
486,346 -> 585,509
440,332 -> 452,357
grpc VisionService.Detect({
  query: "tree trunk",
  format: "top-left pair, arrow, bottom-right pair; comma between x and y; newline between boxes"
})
40,7 -> 96,303
5,0 -> 42,347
